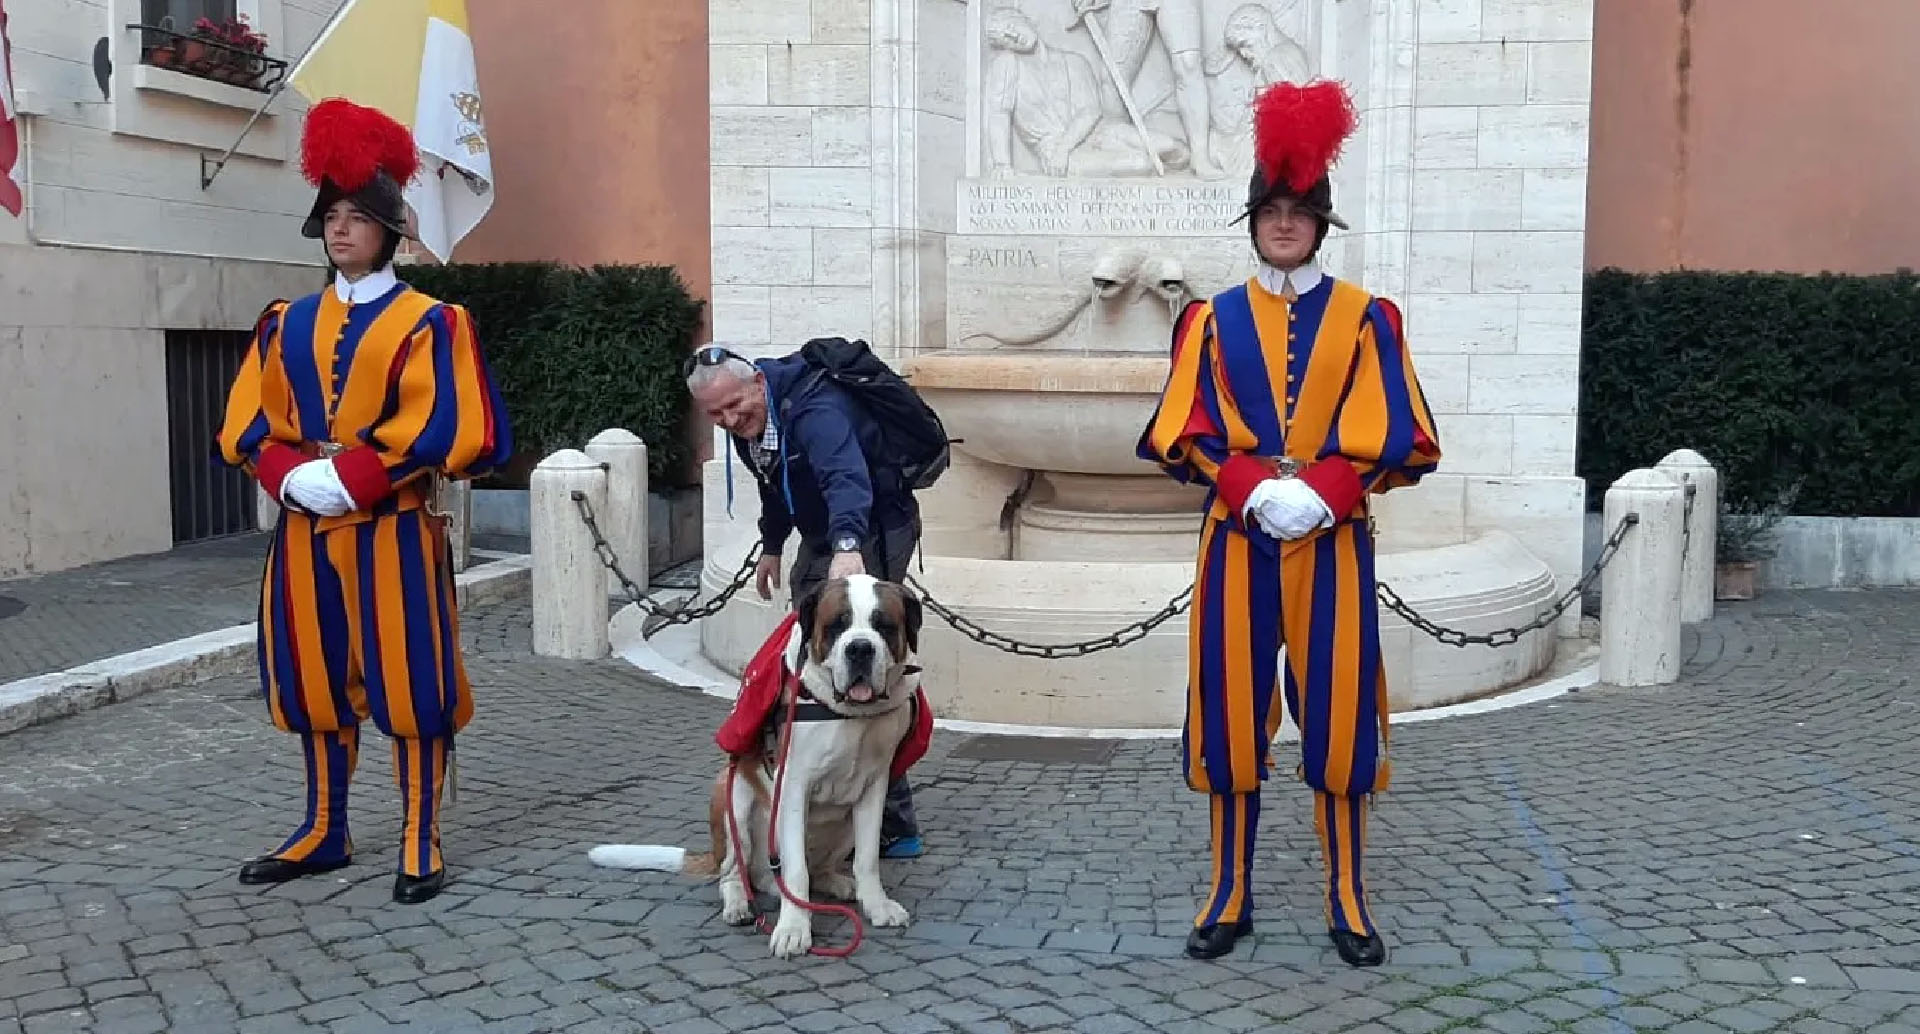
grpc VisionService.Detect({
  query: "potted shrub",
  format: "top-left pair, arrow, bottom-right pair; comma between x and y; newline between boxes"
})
1714,487 -> 1794,600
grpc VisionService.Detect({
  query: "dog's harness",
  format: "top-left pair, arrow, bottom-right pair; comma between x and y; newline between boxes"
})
757,672 -> 924,753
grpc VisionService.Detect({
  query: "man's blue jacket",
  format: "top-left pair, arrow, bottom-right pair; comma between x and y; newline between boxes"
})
729,354 -> 919,555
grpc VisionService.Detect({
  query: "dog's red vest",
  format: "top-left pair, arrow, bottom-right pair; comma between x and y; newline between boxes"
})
713,612 -> 934,782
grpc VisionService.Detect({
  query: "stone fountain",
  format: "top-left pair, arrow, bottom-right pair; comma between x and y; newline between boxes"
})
693,0 -> 1595,729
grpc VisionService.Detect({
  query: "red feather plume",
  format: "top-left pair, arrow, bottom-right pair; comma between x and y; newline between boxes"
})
1251,79 -> 1359,194
300,98 -> 420,193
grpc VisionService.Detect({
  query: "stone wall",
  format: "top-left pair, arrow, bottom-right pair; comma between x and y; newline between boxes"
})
1584,513 -> 1920,593
1339,0 -> 1594,638
0,246 -> 318,576
707,0 -> 963,360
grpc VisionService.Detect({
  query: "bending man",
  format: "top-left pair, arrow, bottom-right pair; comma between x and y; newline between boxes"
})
688,345 -> 928,859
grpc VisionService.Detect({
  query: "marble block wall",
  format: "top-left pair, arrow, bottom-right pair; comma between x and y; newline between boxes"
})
707,0 -> 1596,638
1331,0 -> 1595,636
708,0 -> 964,361
1329,0 -> 1591,476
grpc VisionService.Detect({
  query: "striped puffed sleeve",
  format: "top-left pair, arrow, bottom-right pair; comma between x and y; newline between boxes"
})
1139,301 -> 1249,483
214,300 -> 305,504
327,302 -> 515,509
1136,299 -> 1268,518
1295,297 -> 1442,520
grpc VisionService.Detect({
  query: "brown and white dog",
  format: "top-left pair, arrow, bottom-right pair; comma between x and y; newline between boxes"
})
589,573 -> 923,958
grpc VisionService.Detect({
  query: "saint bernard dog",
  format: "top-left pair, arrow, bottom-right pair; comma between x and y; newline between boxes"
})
590,574 -> 925,959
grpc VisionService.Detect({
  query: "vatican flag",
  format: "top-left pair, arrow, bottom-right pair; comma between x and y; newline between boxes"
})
288,0 -> 493,262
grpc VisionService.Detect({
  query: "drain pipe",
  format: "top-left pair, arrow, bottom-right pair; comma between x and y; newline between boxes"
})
998,470 -> 1037,532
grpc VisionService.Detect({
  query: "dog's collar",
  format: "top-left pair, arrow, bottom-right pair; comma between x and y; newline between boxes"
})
774,671 -> 922,725
782,675 -> 853,723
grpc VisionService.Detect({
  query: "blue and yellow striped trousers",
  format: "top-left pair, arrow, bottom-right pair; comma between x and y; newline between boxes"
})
1187,513 -> 1384,938
254,507 -> 467,878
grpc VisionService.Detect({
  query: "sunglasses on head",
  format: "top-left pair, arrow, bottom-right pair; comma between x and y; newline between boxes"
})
682,345 -> 753,380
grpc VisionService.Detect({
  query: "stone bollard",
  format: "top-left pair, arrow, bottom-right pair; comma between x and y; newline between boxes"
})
530,449 -> 610,660
435,478 -> 473,573
1656,448 -> 1718,623
1599,468 -> 1687,686
584,428 -> 649,599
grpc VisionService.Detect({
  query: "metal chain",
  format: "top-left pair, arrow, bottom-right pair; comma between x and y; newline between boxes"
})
1375,512 -> 1639,648
571,492 -> 763,639
903,574 -> 1194,660
569,495 -> 1640,657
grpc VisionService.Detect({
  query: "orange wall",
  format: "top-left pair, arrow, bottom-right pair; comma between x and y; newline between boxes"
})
1586,0 -> 1920,274
456,0 -> 711,310
453,0 -> 713,469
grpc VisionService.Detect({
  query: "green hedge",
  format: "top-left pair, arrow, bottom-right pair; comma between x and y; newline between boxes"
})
400,261 -> 707,489
1578,268 -> 1920,517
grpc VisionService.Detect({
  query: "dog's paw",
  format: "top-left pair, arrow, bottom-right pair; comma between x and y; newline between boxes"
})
769,917 -> 813,958
864,897 -> 911,928
720,897 -> 755,926
816,873 -> 857,901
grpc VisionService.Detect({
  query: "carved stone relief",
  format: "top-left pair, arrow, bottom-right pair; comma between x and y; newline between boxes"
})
975,0 -> 1319,182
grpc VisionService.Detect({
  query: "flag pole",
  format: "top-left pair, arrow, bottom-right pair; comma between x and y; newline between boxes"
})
198,80 -> 287,190
198,0 -> 355,190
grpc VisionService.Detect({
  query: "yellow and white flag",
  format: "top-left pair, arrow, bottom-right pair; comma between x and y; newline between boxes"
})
288,0 -> 493,262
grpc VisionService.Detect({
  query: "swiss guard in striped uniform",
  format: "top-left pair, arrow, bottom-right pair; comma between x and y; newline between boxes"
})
215,98 -> 512,904
1137,79 -> 1442,965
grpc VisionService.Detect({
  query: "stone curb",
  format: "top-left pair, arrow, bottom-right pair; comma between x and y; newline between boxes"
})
0,554 -> 532,737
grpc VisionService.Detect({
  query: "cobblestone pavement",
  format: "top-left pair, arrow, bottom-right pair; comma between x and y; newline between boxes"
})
0,535 -> 271,684
2,588 -> 1917,1033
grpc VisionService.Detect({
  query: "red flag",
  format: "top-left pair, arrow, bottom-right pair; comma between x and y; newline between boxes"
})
0,0 -> 22,218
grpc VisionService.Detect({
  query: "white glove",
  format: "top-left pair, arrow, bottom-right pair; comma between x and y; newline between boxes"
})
1244,477 -> 1334,541
281,459 -> 356,517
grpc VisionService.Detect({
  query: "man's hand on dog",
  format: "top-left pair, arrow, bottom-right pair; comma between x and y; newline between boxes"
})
828,550 -> 866,581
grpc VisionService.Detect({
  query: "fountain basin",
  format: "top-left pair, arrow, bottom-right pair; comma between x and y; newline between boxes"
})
904,354 -> 1171,476
690,526 -> 1562,728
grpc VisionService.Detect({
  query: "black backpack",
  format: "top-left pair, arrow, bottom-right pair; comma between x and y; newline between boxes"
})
796,336 -> 954,491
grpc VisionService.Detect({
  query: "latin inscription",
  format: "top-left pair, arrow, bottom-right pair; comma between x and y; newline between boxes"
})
962,247 -> 1041,269
957,179 -> 1243,236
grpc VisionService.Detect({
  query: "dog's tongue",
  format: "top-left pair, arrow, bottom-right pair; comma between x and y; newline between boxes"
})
846,682 -> 876,703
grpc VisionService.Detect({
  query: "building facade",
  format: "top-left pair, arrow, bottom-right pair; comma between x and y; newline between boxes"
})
0,0 -> 715,578
1,0 -> 335,577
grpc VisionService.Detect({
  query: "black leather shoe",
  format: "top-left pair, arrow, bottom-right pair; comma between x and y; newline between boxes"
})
1184,916 -> 1254,960
393,870 -> 446,904
237,855 -> 351,885
1329,928 -> 1387,967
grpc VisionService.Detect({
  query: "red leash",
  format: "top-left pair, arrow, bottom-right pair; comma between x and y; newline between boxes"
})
722,681 -> 866,958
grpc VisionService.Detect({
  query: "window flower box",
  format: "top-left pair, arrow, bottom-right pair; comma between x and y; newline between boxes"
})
130,14 -> 285,93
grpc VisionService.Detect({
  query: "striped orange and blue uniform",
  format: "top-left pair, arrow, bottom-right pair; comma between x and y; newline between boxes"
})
1136,274 -> 1440,935
216,281 -> 511,877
